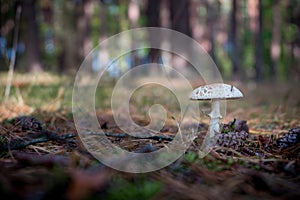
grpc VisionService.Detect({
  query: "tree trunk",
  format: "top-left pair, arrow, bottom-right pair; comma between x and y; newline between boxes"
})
205,0 -> 220,76
40,0 -> 53,24
229,0 -> 241,80
270,0 -> 280,81
76,0 -> 93,65
54,1 -> 78,72
160,0 -> 170,28
99,2 -> 107,41
146,0 -> 161,63
129,0 -> 140,67
169,0 -> 192,37
251,0 -> 263,82
22,0 -> 42,72
289,0 -> 300,80
169,0 -> 192,70
189,0 -> 201,42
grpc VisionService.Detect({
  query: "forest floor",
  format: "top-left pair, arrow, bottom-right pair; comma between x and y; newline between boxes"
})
0,73 -> 299,200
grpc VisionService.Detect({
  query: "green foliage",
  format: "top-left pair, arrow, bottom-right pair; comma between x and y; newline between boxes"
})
216,43 -> 231,78
198,157 -> 230,172
221,118 -> 236,134
181,152 -> 239,172
95,86 -> 114,109
0,73 -> 73,108
92,5 -> 101,47
0,135 -> 9,157
184,151 -> 198,163
105,177 -> 162,200
227,157 -> 234,165
45,167 -> 71,198
284,24 -> 298,43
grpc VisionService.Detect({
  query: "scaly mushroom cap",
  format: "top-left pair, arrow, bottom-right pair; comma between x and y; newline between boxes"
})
190,83 -> 243,100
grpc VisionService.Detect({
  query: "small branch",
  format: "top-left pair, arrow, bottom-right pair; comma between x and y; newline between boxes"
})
89,131 -> 174,142
132,135 -> 173,142
0,131 -> 76,151
4,5 -> 22,104
0,130 -> 174,151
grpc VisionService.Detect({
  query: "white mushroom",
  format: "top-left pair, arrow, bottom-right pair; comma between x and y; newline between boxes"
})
190,83 -> 243,139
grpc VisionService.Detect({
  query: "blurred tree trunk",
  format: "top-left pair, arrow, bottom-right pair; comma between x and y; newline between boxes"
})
146,0 -> 161,63
41,0 -> 53,24
205,0 -> 220,75
129,0 -> 139,28
55,1 -> 77,72
76,0 -> 93,65
40,0 -> 56,70
129,0 -> 140,67
254,0 -> 263,82
229,0 -> 241,80
23,0 -> 42,72
189,0 -> 201,42
289,0 -> 300,80
160,0 -> 170,28
169,0 -> 191,37
289,0 -> 295,67
270,0 -> 280,80
99,3 -> 107,41
169,0 -> 192,70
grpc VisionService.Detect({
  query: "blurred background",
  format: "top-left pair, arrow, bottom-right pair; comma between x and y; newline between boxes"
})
1,2 -> 300,199
1,0 -> 300,82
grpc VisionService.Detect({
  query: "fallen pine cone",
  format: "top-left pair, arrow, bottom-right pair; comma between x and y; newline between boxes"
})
216,130 -> 249,150
222,118 -> 249,133
216,119 -> 249,151
13,116 -> 43,132
276,127 -> 300,149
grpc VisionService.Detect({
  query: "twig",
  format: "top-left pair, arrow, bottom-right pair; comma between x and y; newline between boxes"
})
89,131 -> 174,141
88,132 -> 127,138
132,134 -> 173,141
1,130 -> 174,151
4,5 -> 22,104
0,130 -> 76,151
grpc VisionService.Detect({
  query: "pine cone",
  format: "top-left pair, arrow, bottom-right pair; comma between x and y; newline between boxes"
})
234,119 -> 249,132
216,130 -> 249,150
14,116 -> 43,132
222,118 -> 249,133
276,127 -> 300,149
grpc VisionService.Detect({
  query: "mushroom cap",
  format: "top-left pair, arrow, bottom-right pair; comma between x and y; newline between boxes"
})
190,83 -> 243,100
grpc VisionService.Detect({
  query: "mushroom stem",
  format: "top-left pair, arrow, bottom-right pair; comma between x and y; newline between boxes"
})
208,99 -> 222,138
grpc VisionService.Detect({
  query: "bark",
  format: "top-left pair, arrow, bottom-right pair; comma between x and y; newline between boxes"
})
169,0 -> 192,70
189,0 -> 201,42
160,0 -> 170,28
55,1 -> 77,72
40,0 -> 53,24
146,0 -> 161,63
128,0 -> 140,67
270,1 -> 280,80
169,0 -> 192,37
146,0 -> 161,27
22,0 -> 42,72
229,0 -> 241,80
205,0 -> 220,75
99,2 -> 107,41
128,0 -> 140,28
76,0 -> 93,64
289,0 -> 300,80
249,0 -> 263,82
